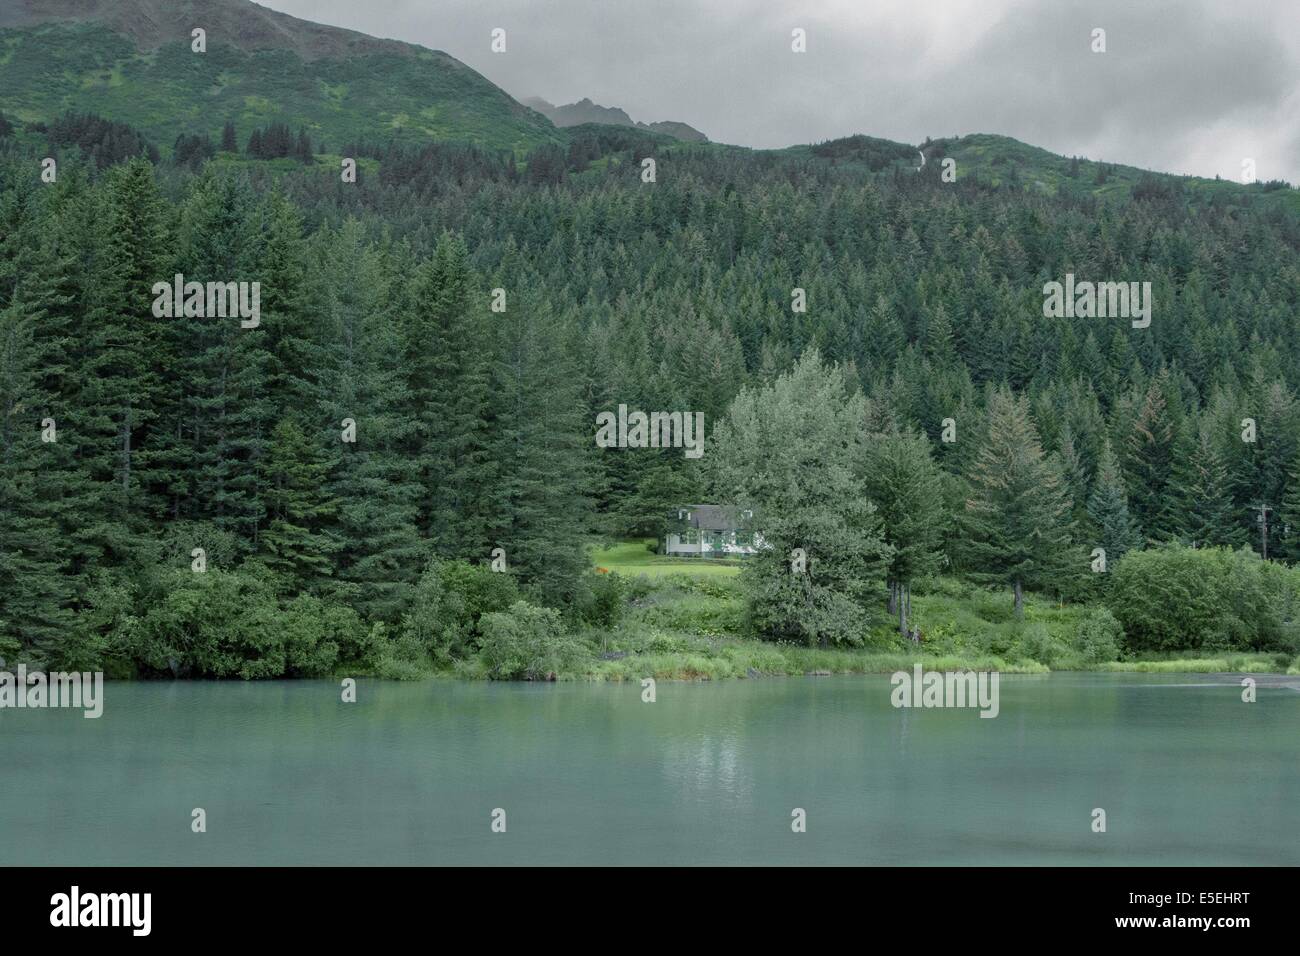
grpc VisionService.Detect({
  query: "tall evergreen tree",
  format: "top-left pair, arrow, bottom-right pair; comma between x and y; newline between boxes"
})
485,298 -> 594,607
963,387 -> 1077,615
0,299 -> 79,657
1123,375 -> 1178,541
1086,438 -> 1143,567
1170,423 -> 1247,549
318,224 -> 424,621
173,172 -> 272,548
406,233 -> 495,556
73,159 -> 172,563
1279,450 -> 1300,563
860,428 -> 947,634
256,419 -> 340,589
258,191 -> 319,418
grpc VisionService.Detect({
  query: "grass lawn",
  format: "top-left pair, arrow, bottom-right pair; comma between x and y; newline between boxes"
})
590,539 -> 743,579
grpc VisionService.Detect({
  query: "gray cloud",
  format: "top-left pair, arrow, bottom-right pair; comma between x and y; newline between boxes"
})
259,0 -> 1300,182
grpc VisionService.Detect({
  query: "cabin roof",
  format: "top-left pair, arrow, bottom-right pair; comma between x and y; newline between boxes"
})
679,504 -> 748,531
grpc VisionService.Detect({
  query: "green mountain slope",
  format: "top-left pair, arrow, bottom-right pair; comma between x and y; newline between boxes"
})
0,0 -> 562,154
927,133 -> 1299,213
773,132 -> 1297,214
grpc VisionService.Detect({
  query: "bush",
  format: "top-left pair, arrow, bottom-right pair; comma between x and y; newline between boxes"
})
645,630 -> 690,654
402,559 -> 520,663
278,595 -> 354,676
1074,608 -> 1123,664
368,624 -> 433,680
637,590 -> 744,636
1017,622 -> 1067,667
129,568 -> 360,678
1108,545 -> 1299,654
578,571 -> 628,627
478,601 -> 589,680
955,619 -> 1015,658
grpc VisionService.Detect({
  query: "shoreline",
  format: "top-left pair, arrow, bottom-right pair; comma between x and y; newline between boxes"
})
68,661 -> 1297,683
403,647 -> 1296,683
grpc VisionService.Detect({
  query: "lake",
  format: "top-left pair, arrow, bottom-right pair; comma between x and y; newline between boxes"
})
2,673 -> 1296,865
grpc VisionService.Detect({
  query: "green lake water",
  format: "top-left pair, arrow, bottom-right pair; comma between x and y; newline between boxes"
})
2,673 -> 1296,865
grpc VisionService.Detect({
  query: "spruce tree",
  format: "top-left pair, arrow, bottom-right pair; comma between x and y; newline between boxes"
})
257,419 -> 340,589
1123,375 -> 1178,541
1086,438 -> 1143,567
860,429 -> 947,635
484,298 -> 594,607
406,232 -> 495,557
1172,423 -> 1246,549
173,172 -> 273,549
73,159 -> 172,561
257,191 -> 319,419
0,299 -> 79,657
318,224 -> 424,620
1279,451 -> 1300,562
963,387 -> 1077,615
616,453 -> 698,541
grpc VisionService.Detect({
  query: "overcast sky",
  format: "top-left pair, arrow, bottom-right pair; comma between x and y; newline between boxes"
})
260,0 -> 1300,183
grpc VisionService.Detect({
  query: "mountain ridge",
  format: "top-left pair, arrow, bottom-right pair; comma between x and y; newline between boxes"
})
524,96 -> 709,143
0,0 -> 425,60
0,0 -> 561,153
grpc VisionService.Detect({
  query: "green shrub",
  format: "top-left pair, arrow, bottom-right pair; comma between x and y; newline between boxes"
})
636,590 -> 744,636
279,595 -> 354,676
645,630 -> 691,654
129,568 -> 360,678
971,588 -> 1017,623
439,559 -> 522,625
368,624 -> 434,680
953,619 -> 1016,658
156,520 -> 250,569
911,575 -> 970,599
1108,545 -> 1298,654
620,575 -> 656,603
578,571 -> 628,627
1017,622 -> 1067,667
479,601 -> 589,680
402,559 -> 520,663
1074,607 -> 1123,664
669,574 -> 743,600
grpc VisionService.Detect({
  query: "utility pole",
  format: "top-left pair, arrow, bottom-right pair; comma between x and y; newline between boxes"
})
1252,502 -> 1272,560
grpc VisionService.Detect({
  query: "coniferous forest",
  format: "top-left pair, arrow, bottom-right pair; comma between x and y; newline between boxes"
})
2,102 -> 1300,681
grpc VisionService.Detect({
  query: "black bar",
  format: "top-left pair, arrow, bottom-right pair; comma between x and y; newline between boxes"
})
2,866 -> 1289,941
